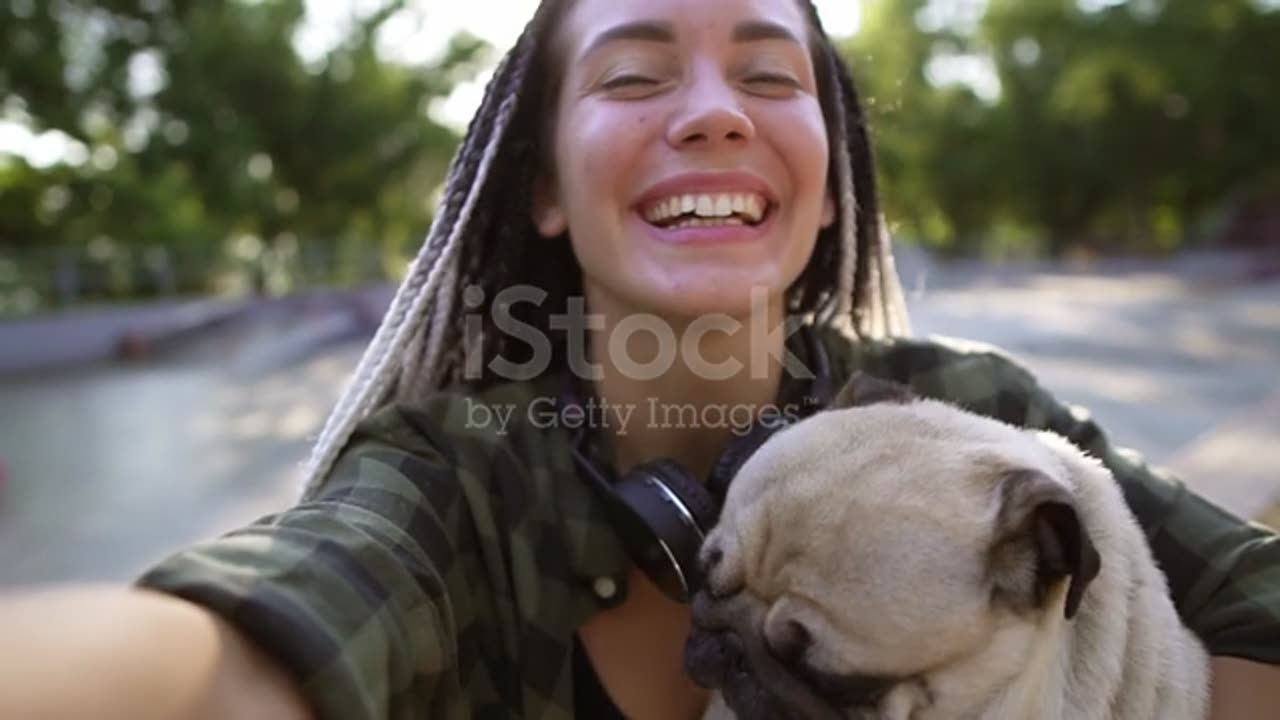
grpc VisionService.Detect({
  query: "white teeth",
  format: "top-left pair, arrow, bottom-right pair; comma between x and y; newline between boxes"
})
669,216 -> 745,229
642,191 -> 770,225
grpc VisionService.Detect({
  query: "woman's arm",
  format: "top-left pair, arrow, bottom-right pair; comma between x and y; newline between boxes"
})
1,401 -> 483,720
1210,656 -> 1280,719
132,429 -> 471,719
0,584 -> 312,720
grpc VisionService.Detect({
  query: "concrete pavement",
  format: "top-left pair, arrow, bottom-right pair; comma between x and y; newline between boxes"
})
1165,384 -> 1280,522
905,257 -> 1280,521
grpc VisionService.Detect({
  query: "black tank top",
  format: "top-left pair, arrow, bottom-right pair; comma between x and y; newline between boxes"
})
572,634 -> 627,718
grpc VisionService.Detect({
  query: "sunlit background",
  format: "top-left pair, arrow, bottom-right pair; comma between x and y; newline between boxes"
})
0,0 -> 1278,586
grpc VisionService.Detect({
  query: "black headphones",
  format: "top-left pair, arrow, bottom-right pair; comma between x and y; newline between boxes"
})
559,324 -> 834,604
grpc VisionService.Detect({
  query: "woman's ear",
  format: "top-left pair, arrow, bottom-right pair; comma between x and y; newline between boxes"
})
531,173 -> 568,238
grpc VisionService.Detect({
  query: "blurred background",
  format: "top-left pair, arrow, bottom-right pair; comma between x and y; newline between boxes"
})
0,0 -> 1277,586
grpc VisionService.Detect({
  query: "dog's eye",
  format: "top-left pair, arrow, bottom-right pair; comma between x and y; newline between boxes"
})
768,619 -> 812,663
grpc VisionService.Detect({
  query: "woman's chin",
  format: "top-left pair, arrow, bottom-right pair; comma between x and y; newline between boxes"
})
579,263 -> 800,327
625,284 -> 788,325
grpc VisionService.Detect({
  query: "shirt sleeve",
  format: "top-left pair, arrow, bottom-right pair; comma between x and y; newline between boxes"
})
134,406 -> 473,720
974,341 -> 1280,663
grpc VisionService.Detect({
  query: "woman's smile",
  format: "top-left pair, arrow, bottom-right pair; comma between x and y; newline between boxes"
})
633,170 -> 779,247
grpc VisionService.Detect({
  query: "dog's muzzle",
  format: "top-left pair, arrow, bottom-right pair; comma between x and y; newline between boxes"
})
686,620 -> 794,720
685,592 -> 844,720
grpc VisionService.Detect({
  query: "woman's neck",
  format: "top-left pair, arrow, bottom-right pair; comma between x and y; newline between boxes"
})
582,296 -> 791,480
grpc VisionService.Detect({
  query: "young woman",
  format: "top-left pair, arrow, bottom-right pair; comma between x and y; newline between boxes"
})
3,0 -> 1279,718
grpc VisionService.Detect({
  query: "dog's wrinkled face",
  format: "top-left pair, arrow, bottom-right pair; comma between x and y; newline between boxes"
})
684,374 -> 1101,719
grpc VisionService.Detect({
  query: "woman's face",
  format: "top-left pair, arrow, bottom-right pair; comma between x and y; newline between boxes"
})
533,0 -> 834,325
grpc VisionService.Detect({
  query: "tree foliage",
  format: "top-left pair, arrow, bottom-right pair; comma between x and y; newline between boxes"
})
0,0 -> 489,308
1,0 -> 1277,313
842,0 -> 1280,257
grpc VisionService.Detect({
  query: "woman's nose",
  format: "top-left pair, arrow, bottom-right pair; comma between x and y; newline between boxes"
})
666,67 -> 756,149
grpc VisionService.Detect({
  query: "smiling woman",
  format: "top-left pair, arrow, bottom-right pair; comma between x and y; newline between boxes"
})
3,0 -> 1280,719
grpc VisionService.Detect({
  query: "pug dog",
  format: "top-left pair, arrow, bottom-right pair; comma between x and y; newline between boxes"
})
685,373 -> 1209,719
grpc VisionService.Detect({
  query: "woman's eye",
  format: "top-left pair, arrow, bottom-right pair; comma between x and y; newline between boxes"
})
602,74 -> 659,90
747,73 -> 800,89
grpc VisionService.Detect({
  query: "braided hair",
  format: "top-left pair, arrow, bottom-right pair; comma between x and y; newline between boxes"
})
300,0 -> 912,495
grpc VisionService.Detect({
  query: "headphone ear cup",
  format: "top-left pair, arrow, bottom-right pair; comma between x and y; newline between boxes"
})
559,323 -> 834,606
642,458 -> 719,532
605,458 -> 719,602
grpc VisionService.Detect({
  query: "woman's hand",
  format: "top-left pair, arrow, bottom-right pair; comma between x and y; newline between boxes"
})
1210,656 -> 1280,719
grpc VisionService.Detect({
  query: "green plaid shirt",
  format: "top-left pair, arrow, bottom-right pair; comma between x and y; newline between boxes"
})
136,325 -> 1280,719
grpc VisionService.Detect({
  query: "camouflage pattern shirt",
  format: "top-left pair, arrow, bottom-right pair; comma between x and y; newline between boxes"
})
137,325 -> 1280,719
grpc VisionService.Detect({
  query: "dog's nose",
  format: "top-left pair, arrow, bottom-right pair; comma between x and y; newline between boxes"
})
690,588 -> 724,630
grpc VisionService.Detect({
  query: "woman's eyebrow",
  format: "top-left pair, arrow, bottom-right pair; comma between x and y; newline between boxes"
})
579,18 -> 803,60
732,19 -> 803,46
580,20 -> 676,59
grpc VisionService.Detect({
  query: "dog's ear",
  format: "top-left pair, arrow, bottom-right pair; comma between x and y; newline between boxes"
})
989,469 -> 1101,620
829,372 -> 916,410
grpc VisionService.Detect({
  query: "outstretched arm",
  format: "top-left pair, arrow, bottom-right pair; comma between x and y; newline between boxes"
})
0,584 -> 312,720
1,403 -> 482,720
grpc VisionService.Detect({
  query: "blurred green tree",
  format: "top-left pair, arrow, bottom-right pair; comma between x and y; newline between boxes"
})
842,0 -> 1280,258
0,0 -> 489,307
2,0 -> 1278,311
